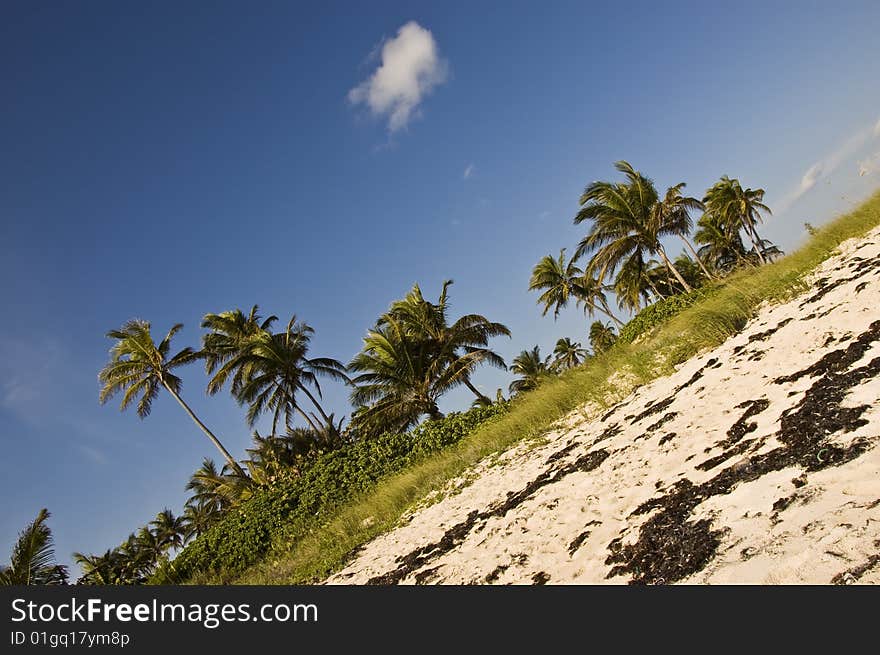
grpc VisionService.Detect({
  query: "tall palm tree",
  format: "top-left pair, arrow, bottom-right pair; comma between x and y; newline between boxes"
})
508,346 -> 551,395
703,176 -> 772,264
379,280 -> 511,405
99,319 -> 246,477
589,321 -> 617,355
551,338 -> 588,371
574,161 -> 693,293
0,509 -> 68,585
529,250 -> 623,326
235,317 -> 349,434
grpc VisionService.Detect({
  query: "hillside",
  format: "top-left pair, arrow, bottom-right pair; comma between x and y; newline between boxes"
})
326,225 -> 880,585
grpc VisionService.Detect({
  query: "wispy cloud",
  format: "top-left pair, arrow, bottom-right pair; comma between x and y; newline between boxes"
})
76,443 -> 109,466
463,163 -> 474,180
859,151 -> 880,177
776,116 -> 880,215
348,21 -> 448,133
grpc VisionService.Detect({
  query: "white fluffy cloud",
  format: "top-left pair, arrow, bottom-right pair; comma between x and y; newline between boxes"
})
874,116 -> 880,138
463,163 -> 474,179
348,21 -> 448,133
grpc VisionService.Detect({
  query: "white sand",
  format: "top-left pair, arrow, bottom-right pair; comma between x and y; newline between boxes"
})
328,229 -> 880,585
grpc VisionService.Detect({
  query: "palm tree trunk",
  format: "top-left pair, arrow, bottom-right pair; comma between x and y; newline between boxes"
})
463,378 -> 492,405
743,220 -> 766,264
644,276 -> 663,301
163,383 -> 247,478
656,245 -> 693,292
598,300 -> 625,328
679,236 -> 715,280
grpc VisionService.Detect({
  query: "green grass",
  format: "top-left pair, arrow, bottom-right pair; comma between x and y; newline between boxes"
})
225,189 -> 880,584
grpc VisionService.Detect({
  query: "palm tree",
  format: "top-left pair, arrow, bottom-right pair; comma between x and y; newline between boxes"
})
349,317 -> 449,431
703,176 -> 772,264
149,509 -> 186,552
589,321 -> 617,355
508,346 -> 551,395
185,458 -> 249,510
612,252 -> 654,313
694,211 -> 748,274
74,550 -> 122,585
99,319 -> 246,478
201,306 -> 278,397
381,281 -> 510,405
529,250 -> 623,327
350,282 -> 511,431
234,317 -> 349,434
0,509 -> 68,585
551,338 -> 588,371
654,183 -> 714,279
574,161 -> 693,293
181,501 -> 221,542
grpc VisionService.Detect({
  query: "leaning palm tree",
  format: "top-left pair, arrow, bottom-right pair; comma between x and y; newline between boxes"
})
589,321 -> 617,355
379,280 -> 511,405
574,161 -> 693,293
0,509 -> 68,585
703,176 -> 772,264
529,250 -> 623,326
551,338 -> 588,371
508,346 -> 551,395
99,319 -> 246,478
235,317 -> 349,434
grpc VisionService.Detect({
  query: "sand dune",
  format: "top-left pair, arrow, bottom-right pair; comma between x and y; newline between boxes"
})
328,229 -> 880,585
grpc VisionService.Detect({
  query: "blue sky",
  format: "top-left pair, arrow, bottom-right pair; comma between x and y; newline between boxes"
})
2,1 -> 879,573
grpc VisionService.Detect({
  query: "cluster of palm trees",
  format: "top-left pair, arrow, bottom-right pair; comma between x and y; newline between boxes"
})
74,281 -> 512,582
73,509 -> 187,584
530,162 -> 778,320
26,160 -> 778,585
514,162 -> 779,394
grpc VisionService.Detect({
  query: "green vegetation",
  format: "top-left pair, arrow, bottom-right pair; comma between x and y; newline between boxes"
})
616,288 -> 713,345
61,154 -> 875,587
155,404 -> 507,582
227,188 -> 880,584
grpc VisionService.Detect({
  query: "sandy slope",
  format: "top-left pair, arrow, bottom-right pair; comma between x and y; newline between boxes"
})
328,229 -> 880,585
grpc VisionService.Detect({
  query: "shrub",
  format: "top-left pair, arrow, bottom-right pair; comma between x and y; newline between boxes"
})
159,403 -> 507,582
617,288 -> 715,345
